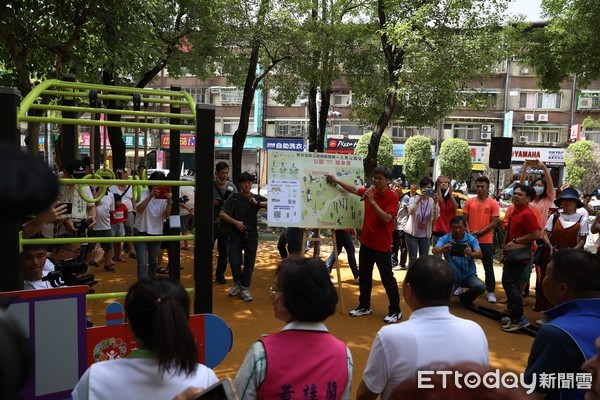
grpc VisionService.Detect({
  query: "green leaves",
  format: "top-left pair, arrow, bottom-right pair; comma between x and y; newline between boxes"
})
404,135 -> 432,185
354,131 -> 394,170
565,140 -> 600,193
439,138 -> 472,182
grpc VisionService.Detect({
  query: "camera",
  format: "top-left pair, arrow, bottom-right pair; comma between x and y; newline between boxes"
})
450,243 -> 468,256
178,194 -> 190,204
423,189 -> 436,197
73,219 -> 89,231
43,260 -> 95,288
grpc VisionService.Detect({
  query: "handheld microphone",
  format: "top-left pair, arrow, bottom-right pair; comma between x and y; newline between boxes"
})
360,185 -> 375,201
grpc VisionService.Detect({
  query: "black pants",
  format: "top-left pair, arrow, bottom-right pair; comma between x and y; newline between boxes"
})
391,230 -> 407,268
358,244 -> 401,314
214,233 -> 230,280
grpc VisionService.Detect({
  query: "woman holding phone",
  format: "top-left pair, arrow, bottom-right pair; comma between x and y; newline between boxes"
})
133,171 -> 172,280
72,277 -> 218,399
404,177 -> 440,268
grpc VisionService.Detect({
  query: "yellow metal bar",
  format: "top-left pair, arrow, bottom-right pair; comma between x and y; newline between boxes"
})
59,178 -> 195,186
19,79 -> 197,124
20,115 -> 192,131
41,90 -> 189,105
21,235 -> 195,246
86,287 -> 194,301
29,103 -> 195,120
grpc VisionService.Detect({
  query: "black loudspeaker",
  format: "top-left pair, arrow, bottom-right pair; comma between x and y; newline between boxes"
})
489,137 -> 513,169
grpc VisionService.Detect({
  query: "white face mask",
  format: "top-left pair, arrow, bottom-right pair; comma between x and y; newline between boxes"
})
534,187 -> 544,195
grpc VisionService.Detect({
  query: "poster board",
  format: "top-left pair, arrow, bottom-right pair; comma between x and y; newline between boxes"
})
267,151 -> 364,229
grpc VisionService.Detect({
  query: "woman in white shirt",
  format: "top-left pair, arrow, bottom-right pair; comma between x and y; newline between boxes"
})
72,277 -> 218,400
133,172 -> 172,280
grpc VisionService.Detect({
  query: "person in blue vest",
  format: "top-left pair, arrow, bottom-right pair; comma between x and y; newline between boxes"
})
234,256 -> 352,400
524,249 -> 600,400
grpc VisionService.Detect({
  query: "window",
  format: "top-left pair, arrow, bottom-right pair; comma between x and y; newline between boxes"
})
584,129 -> 600,144
391,125 -> 432,139
460,92 -> 498,109
519,92 -> 562,109
275,120 -> 305,137
220,88 -> 243,105
185,87 -> 207,104
222,120 -> 238,135
515,126 -> 562,144
454,125 -> 481,141
578,94 -> 600,110
333,94 -> 351,107
333,124 -> 364,135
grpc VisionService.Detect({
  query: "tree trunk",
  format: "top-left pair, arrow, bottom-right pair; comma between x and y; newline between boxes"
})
318,87 -> 331,153
101,71 -> 126,171
232,42 -> 260,181
308,87 -> 318,152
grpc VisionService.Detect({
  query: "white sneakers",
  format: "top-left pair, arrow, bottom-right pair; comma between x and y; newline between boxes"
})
453,287 -> 464,296
487,292 -> 497,303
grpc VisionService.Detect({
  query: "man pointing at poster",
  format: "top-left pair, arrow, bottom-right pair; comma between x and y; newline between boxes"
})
326,166 -> 402,323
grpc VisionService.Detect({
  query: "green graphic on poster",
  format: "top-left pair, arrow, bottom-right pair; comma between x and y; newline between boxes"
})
267,150 -> 365,229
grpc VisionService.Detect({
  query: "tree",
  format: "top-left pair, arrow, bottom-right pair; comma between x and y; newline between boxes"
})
354,131 -> 393,171
439,138 -> 472,183
403,135 -> 431,185
565,140 -> 600,193
344,0 -> 515,178
522,0 -> 600,91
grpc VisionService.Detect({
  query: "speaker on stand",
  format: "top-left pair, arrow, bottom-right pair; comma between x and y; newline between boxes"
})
489,137 -> 513,200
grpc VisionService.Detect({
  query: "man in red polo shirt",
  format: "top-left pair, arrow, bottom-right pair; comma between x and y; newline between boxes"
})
326,165 -> 401,323
501,184 -> 540,332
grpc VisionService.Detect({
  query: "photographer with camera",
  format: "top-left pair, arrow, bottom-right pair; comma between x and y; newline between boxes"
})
432,216 -> 485,310
404,177 -> 440,268
41,159 -> 97,240
46,238 -> 103,289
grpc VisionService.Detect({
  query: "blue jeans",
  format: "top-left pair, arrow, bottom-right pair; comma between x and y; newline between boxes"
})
325,230 -> 359,278
480,243 -> 496,293
357,244 -> 401,315
432,233 -> 449,261
502,261 -> 527,322
133,230 -> 160,280
229,236 -> 258,289
405,234 -> 431,267
455,275 -> 486,304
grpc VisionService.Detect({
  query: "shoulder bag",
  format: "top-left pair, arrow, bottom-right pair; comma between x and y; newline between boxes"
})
214,194 -> 238,238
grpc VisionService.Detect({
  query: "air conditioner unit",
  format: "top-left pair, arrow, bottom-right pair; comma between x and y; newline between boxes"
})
520,67 -> 530,74
580,97 -> 592,109
538,114 -> 549,122
524,114 -> 535,121
481,132 -> 491,140
512,55 -> 522,62
481,124 -> 492,133
210,86 -> 220,94
518,136 -> 527,143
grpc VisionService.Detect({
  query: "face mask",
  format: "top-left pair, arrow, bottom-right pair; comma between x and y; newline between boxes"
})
534,187 -> 544,195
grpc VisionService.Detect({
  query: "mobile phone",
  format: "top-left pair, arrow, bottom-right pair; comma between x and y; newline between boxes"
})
450,243 -> 467,256
424,189 -> 436,197
194,378 -> 237,400
154,186 -> 171,199
58,202 -> 73,214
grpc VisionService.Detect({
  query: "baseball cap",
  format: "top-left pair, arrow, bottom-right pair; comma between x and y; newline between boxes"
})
65,159 -> 86,179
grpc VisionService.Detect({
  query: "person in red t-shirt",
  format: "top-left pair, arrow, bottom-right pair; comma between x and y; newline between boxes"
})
326,166 -> 401,324
110,194 -> 129,263
500,184 -> 540,332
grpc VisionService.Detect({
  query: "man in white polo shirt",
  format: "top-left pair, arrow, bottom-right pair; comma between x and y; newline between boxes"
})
357,255 -> 489,400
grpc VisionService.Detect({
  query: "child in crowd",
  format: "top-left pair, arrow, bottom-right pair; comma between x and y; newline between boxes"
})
110,194 -> 128,263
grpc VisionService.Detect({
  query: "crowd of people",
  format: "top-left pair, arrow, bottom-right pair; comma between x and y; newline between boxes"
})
13,155 -> 600,400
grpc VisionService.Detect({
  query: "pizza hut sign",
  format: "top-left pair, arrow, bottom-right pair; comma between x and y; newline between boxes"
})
328,139 -> 358,149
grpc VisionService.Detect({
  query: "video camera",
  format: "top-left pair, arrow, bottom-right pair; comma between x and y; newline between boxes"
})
178,194 -> 190,204
42,260 -> 97,288
73,219 -> 90,232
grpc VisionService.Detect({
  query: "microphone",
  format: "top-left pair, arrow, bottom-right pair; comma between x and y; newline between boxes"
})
360,185 -> 375,201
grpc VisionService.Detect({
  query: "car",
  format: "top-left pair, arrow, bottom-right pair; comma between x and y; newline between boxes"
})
501,181 -> 524,200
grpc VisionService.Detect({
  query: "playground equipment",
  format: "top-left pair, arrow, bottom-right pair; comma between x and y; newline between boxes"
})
2,79 -> 217,314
